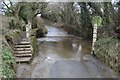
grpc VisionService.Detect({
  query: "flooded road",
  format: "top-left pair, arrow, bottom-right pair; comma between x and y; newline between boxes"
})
16,25 -> 118,78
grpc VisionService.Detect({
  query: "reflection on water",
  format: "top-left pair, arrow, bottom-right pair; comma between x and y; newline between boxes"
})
37,25 -> 92,62
38,39 -> 92,62
45,25 -> 68,36
16,25 -> 118,78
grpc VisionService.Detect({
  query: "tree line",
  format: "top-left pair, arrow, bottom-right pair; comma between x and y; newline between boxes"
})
41,2 -> 120,40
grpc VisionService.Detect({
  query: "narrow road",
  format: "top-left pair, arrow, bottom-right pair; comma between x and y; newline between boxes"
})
16,25 -> 118,78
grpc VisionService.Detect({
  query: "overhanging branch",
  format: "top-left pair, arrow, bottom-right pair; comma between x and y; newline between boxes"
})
3,1 -> 14,13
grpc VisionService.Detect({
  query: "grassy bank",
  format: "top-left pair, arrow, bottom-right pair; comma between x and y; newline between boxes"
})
2,43 -> 16,78
94,37 -> 119,74
1,14 -> 21,79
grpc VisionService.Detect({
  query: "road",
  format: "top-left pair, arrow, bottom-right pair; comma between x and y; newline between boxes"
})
16,25 -> 118,78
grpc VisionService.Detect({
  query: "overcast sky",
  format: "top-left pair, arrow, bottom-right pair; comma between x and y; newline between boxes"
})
0,1 -> 2,14
1,0 -> 120,2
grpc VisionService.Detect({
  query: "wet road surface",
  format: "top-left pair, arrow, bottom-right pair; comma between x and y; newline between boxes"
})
16,25 -> 118,78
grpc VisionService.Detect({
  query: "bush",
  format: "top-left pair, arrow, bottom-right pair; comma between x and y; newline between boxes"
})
6,30 -> 21,40
94,37 -> 119,73
2,43 -> 16,78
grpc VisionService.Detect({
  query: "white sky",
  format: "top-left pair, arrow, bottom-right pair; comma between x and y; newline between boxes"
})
2,0 -> 120,2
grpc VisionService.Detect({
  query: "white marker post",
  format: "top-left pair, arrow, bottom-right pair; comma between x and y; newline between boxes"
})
26,21 -> 31,39
92,24 -> 98,52
92,16 -> 102,54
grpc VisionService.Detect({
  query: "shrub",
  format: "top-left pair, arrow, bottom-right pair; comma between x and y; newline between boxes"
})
94,37 -> 119,73
2,43 -> 16,78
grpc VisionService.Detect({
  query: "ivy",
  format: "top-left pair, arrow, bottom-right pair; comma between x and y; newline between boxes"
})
2,43 -> 15,78
92,16 -> 102,27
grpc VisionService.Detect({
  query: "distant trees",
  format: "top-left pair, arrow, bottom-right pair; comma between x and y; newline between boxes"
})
3,1 -> 120,39
3,2 -> 24,29
78,2 -> 93,40
42,2 -> 120,40
42,2 -> 93,39
27,2 -> 48,29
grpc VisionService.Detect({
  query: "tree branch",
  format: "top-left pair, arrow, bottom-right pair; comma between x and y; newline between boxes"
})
9,0 -> 13,6
3,1 -> 14,13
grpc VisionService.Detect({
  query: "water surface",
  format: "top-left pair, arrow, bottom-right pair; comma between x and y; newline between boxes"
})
16,25 -> 118,78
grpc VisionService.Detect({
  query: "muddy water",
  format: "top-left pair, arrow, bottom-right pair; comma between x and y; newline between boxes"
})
16,25 -> 118,78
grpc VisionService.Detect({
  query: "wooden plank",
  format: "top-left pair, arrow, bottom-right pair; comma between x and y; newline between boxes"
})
14,47 -> 31,51
15,53 -> 32,57
14,45 -> 31,48
16,57 -> 31,63
15,50 -> 31,54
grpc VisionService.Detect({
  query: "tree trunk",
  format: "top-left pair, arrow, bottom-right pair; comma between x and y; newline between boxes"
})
15,5 -> 21,29
29,9 -> 37,29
